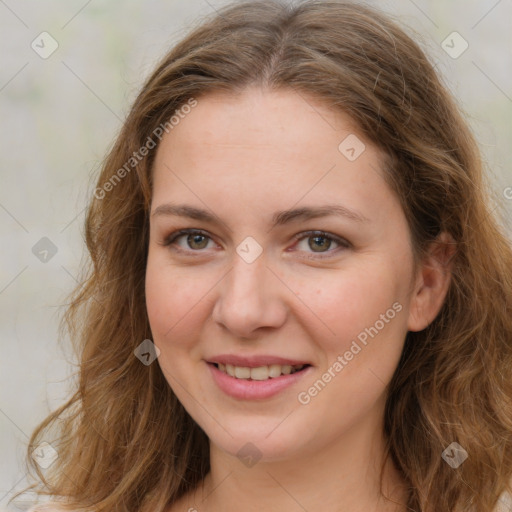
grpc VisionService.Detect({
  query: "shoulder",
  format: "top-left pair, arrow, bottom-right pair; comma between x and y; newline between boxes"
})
496,484 -> 512,512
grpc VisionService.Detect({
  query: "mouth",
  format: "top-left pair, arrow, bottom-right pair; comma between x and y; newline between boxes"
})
209,362 -> 311,381
206,360 -> 313,400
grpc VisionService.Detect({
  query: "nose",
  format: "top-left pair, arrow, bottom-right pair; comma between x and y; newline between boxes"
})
211,252 -> 288,339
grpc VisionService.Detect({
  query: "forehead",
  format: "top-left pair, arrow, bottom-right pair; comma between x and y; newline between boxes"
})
151,87 -> 398,226
161,87 -> 363,150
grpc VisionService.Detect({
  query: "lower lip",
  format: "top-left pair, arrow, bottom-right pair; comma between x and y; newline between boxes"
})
207,362 -> 312,400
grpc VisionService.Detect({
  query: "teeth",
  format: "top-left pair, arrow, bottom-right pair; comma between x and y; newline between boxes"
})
250,366 -> 269,380
235,366 -> 251,379
281,365 -> 292,375
216,363 -> 305,380
226,364 -> 235,377
268,364 -> 283,378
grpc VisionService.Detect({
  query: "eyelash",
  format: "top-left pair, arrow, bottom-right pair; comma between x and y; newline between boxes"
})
160,229 -> 351,259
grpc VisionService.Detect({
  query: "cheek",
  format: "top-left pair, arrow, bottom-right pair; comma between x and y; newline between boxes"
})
145,263 -> 207,392
298,267 -> 409,415
145,255 -> 217,354
293,261 -> 409,352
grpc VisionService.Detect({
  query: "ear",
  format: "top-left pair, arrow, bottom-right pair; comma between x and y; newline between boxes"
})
407,232 -> 457,332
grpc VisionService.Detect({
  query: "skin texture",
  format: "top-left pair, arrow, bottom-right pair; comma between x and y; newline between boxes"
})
145,87 -> 453,512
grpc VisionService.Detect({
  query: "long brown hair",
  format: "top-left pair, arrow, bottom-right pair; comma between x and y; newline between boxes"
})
18,1 -> 512,511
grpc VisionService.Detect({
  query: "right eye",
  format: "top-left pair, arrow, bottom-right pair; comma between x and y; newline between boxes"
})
161,229 -> 217,253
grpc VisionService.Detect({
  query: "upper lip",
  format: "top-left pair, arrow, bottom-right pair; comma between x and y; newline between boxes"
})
206,354 -> 311,368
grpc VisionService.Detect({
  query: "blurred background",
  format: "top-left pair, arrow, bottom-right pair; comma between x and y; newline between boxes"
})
1,0 -> 511,510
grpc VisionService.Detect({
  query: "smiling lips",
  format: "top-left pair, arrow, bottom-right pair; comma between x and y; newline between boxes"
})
215,362 -> 307,380
206,354 -> 312,400
207,354 -> 310,380
208,354 -> 311,367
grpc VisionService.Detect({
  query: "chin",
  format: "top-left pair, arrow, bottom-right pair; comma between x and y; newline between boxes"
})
203,416 -> 309,463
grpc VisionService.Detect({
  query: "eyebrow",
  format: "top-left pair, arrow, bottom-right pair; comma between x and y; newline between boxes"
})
151,203 -> 370,227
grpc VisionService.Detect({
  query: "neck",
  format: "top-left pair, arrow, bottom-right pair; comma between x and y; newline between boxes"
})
185,404 -> 408,512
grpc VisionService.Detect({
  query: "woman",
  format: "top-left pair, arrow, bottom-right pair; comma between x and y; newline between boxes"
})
20,1 -> 512,511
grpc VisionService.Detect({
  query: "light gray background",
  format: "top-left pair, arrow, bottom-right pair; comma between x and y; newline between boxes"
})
1,0 -> 511,510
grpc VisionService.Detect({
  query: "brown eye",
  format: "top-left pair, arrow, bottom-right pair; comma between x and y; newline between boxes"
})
293,231 -> 351,258
186,233 -> 209,250
162,229 -> 214,252
308,235 -> 333,252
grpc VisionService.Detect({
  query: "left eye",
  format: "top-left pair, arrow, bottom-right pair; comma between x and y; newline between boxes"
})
292,231 -> 349,255
162,229 -> 350,256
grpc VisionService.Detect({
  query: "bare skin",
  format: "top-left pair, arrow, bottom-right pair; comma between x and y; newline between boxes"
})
145,87 -> 453,512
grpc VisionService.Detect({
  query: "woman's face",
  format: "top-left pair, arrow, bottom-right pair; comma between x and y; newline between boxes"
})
146,87 -> 419,462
